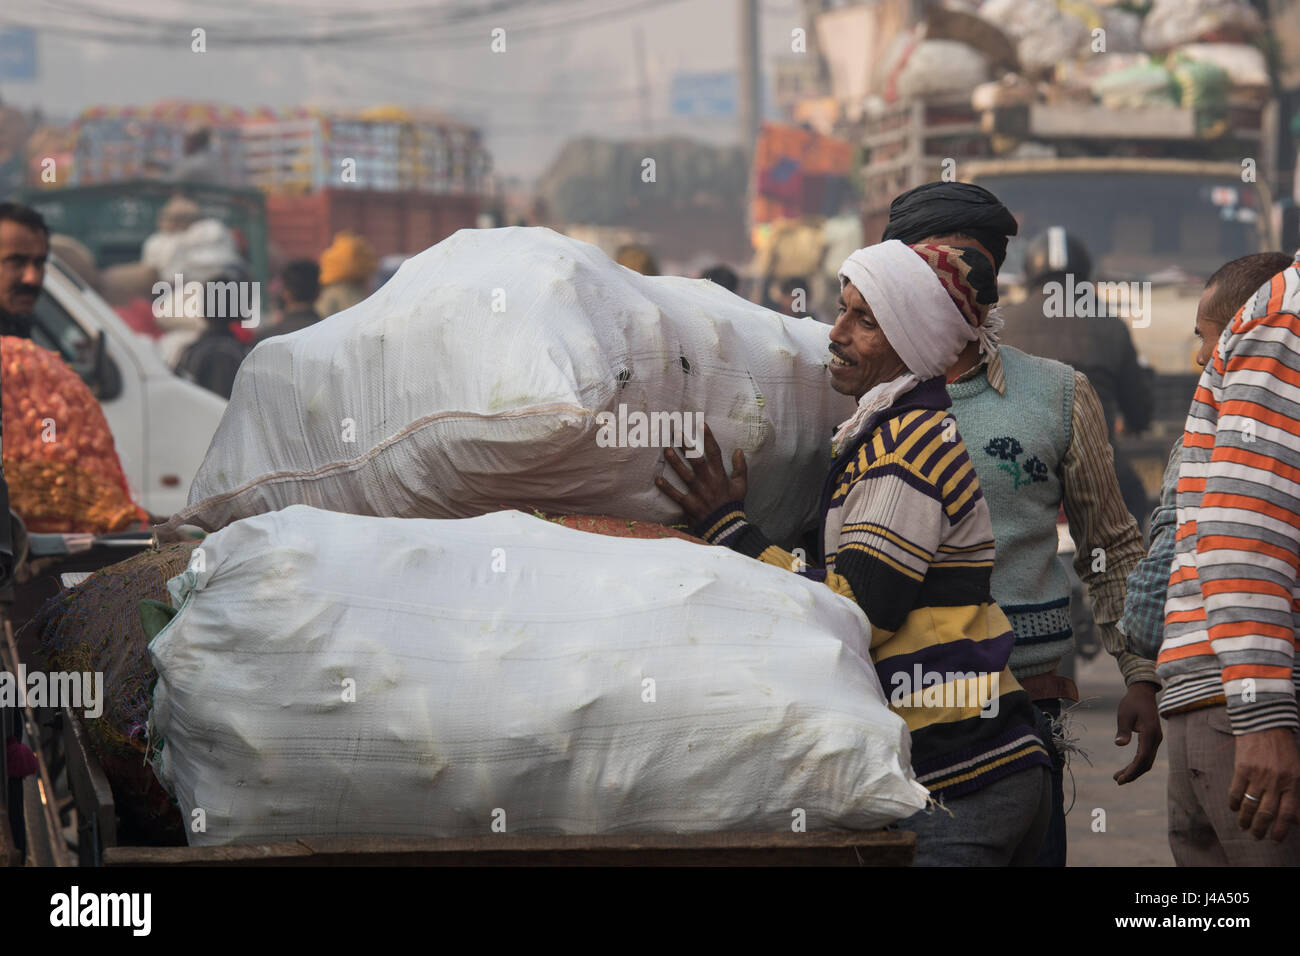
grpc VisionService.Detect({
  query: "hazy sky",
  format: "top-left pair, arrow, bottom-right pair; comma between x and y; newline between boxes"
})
0,0 -> 806,179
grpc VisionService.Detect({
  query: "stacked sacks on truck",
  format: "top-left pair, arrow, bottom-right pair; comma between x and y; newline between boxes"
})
158,226 -> 855,545
147,506 -> 929,844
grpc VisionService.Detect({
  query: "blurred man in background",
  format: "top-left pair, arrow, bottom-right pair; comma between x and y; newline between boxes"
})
174,263 -> 252,399
258,259 -> 321,342
769,275 -> 820,321
167,125 -> 222,185
316,231 -> 378,317
0,202 -> 48,339
614,243 -> 658,277
1000,227 -> 1152,521
141,196 -> 202,279
699,263 -> 739,294
0,201 -> 45,858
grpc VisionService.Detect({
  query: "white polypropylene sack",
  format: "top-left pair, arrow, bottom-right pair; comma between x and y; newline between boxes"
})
1100,7 -> 1144,53
147,506 -> 928,844
1173,42 -> 1269,87
162,227 -> 853,545
979,0 -> 1092,75
160,219 -> 243,284
895,40 -> 988,101
1140,0 -> 1262,51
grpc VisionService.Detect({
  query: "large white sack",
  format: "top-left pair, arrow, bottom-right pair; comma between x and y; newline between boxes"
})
161,227 -> 853,545
978,0 -> 1092,76
147,506 -> 928,844
895,40 -> 989,101
1141,0 -> 1262,51
1173,42 -> 1269,87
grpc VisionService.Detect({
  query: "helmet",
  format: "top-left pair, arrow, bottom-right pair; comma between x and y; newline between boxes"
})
1022,227 -> 1091,285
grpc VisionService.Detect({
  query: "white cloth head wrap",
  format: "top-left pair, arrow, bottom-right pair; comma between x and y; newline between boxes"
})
829,240 -> 979,456
837,239 -> 977,379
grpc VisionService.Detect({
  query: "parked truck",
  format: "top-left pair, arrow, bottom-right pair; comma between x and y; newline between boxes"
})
265,187 -> 479,263
16,180 -> 270,285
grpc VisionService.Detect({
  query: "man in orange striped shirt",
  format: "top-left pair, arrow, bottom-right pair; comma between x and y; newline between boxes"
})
1158,251 -> 1300,863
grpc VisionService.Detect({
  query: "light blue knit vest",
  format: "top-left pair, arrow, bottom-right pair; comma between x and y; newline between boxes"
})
947,346 -> 1075,678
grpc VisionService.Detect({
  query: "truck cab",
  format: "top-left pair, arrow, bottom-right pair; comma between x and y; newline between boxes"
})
25,254 -> 226,519
964,157 -> 1278,492
966,157 -> 1276,373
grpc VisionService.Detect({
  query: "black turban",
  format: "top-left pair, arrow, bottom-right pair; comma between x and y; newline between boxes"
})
881,182 -> 1019,272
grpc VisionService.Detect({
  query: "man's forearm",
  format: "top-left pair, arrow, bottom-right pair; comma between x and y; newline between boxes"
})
1061,374 -> 1145,635
693,501 -> 852,596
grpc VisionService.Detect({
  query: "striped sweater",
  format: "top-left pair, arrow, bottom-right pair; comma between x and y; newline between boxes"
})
1157,256 -> 1300,730
696,377 -> 1048,799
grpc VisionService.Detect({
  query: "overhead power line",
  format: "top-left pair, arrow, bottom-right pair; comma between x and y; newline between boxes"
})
328,47 -> 649,110
38,0 -> 580,32
3,0 -> 684,47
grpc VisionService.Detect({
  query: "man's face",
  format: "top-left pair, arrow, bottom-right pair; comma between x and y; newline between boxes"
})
829,281 -> 908,399
0,220 -> 48,316
1194,283 -> 1228,369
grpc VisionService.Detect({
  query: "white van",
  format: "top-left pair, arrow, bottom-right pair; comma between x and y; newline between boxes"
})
25,255 -> 227,519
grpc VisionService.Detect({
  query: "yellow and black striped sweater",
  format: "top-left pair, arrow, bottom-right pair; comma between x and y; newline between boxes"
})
696,377 -> 1048,799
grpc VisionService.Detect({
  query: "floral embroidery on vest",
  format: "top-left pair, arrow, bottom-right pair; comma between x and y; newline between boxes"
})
984,436 -> 1048,491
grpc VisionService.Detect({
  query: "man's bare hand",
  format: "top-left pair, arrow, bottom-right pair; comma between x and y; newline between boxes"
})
655,423 -> 747,528
1113,681 -> 1161,784
1228,727 -> 1300,842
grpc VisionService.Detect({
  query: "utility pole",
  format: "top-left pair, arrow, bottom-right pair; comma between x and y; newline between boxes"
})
799,0 -> 830,97
737,0 -> 760,158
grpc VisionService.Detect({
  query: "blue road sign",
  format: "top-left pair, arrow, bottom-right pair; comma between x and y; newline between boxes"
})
670,71 -> 737,118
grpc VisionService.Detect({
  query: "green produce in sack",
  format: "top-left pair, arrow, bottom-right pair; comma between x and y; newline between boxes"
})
1170,54 -> 1230,130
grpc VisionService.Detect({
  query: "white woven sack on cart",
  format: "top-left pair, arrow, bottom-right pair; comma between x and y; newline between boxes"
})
158,226 -> 853,546
147,506 -> 929,844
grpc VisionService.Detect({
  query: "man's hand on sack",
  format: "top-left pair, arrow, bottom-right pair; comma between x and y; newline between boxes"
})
656,423 -> 748,528
1113,681 -> 1161,784
1229,727 -> 1300,842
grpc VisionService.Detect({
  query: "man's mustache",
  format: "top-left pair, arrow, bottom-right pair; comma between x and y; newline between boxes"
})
12,285 -> 40,299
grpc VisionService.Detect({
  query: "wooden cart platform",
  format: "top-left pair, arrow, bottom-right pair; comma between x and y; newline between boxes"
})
105,830 -> 915,867
6,591 -> 916,869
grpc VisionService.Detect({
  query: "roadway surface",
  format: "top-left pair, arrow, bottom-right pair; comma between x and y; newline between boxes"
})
1065,652 -> 1174,866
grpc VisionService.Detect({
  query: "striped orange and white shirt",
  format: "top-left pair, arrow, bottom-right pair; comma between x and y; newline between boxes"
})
1157,254 -> 1300,731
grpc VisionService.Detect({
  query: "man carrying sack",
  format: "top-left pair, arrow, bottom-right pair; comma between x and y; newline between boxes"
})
656,240 -> 1051,865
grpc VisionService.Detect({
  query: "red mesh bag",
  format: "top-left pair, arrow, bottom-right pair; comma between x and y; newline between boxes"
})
2,336 -> 147,533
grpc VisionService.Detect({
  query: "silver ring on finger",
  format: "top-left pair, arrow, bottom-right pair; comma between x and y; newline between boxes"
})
1244,793 -> 1261,803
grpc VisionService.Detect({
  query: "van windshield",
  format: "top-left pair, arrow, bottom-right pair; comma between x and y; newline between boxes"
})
974,172 -> 1266,285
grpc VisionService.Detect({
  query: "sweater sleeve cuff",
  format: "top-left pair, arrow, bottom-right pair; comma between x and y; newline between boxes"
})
693,501 -> 749,543
1116,651 -> 1160,689
692,502 -> 775,560
1227,698 -> 1300,735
